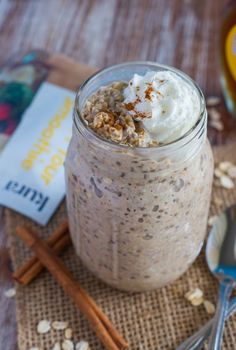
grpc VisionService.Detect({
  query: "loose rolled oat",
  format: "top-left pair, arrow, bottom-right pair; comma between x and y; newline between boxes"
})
51,343 -> 61,350
185,288 -> 204,306
191,296 -> 204,306
220,175 -> 234,189
52,321 -> 69,331
75,341 -> 90,350
219,161 -> 233,172
206,96 -> 220,107
214,168 -> 224,178
208,108 -> 221,121
62,340 -> 74,350
208,215 -> 218,226
4,288 -> 16,298
65,328 -> 73,340
37,320 -> 51,334
227,165 -> 236,178
209,120 -> 224,131
203,300 -> 216,314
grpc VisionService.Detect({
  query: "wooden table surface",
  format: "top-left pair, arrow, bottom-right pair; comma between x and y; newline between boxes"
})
0,0 -> 234,349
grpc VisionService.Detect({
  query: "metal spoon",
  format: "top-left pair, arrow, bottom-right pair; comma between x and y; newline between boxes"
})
206,205 -> 236,349
176,296 -> 236,350
176,204 -> 236,350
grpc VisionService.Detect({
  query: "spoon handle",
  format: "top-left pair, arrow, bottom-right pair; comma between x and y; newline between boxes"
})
176,296 -> 236,350
207,281 -> 233,350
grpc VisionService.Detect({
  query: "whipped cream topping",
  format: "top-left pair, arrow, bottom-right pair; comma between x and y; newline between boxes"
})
123,71 -> 200,144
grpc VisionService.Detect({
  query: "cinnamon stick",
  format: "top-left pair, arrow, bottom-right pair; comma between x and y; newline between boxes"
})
16,226 -> 128,350
79,287 -> 127,349
13,220 -> 69,284
14,224 -> 127,350
14,234 -> 71,285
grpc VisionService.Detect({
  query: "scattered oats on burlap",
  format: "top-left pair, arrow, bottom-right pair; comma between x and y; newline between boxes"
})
208,215 -> 218,226
52,321 -> 69,331
37,320 -> 51,334
213,161 -> 236,189
4,288 -> 16,298
206,96 -> 220,107
203,300 -> 216,315
208,108 -> 221,121
51,342 -> 61,350
185,288 -> 215,314
227,165 -> 236,178
220,175 -> 234,189
214,168 -> 224,178
207,102 -> 224,131
219,161 -> 232,172
65,328 -> 73,340
185,288 -> 204,306
209,119 -> 224,131
62,340 -> 74,350
75,340 -> 90,350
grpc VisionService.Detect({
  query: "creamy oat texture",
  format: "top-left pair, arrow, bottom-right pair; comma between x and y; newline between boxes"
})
65,136 -> 213,292
123,71 -> 200,143
65,69 -> 213,292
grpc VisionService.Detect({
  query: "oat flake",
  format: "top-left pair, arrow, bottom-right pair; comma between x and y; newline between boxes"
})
185,288 -> 203,301
62,340 -> 74,350
214,168 -> 224,178
4,288 -> 16,298
206,96 -> 220,107
191,296 -> 204,306
209,120 -> 224,131
208,108 -> 221,121
185,288 -> 204,306
51,343 -> 61,350
208,215 -> 218,226
220,175 -> 234,189
52,321 -> 69,331
203,300 -> 216,314
219,161 -> 233,172
37,320 -> 51,334
65,328 -> 73,339
227,165 -> 236,178
75,341 -> 90,350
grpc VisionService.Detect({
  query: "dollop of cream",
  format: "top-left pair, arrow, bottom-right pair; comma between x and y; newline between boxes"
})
123,70 -> 200,144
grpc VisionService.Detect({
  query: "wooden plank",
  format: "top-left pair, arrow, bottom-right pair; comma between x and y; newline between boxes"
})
0,0 -> 233,348
0,0 -> 228,94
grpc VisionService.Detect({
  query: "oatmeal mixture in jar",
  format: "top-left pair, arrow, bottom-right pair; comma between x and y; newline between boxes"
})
65,63 -> 214,292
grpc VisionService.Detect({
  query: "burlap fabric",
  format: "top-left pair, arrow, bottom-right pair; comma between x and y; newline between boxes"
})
5,142 -> 236,350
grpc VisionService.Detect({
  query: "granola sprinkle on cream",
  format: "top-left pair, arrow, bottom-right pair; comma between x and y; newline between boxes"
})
82,71 -> 200,147
82,82 -> 153,147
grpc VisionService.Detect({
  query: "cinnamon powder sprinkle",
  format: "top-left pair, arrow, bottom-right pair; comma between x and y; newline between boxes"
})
124,102 -> 136,111
82,81 -> 157,147
145,86 -> 154,101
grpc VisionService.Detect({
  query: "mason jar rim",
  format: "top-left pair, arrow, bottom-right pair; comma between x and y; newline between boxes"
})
74,61 -> 207,153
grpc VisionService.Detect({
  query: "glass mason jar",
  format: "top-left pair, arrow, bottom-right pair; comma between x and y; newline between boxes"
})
65,62 -> 214,292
